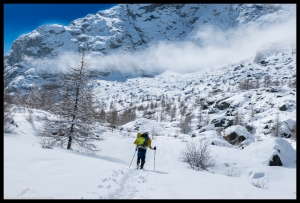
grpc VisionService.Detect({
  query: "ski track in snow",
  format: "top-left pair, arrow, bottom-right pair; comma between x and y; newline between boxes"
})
96,167 -> 149,199
92,137 -> 172,199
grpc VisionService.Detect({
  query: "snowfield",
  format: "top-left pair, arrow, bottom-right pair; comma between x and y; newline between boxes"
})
4,109 -> 296,199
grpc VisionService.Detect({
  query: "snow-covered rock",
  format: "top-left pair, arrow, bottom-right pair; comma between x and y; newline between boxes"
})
243,138 -> 296,166
222,125 -> 255,147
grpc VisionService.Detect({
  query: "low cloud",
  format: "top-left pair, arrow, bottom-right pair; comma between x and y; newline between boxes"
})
27,14 -> 296,75
25,51 -> 92,74
93,15 -> 296,74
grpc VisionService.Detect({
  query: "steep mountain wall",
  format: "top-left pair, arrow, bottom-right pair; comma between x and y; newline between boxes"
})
3,4 -> 296,92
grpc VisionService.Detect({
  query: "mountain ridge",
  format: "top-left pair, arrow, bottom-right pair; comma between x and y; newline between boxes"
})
4,4 -> 296,93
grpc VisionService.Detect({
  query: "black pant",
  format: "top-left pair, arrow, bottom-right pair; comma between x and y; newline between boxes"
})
137,148 -> 147,164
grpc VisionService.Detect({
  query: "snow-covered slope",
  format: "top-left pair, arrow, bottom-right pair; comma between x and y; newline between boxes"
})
4,107 -> 296,199
91,46 -> 296,140
3,3 -> 296,148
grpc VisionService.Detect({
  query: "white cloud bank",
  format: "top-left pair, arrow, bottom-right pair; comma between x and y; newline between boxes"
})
88,15 -> 296,74
25,14 -> 296,75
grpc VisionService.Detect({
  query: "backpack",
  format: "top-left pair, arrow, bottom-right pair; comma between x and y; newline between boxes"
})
134,133 -> 150,149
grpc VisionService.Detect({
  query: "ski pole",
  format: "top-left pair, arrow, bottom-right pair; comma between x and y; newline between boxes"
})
129,149 -> 137,168
154,148 -> 156,170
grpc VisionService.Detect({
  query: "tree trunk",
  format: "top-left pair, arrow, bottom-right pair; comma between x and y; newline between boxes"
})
67,77 -> 80,149
67,136 -> 72,149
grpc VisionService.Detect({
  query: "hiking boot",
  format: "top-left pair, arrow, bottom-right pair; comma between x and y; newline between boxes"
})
140,163 -> 145,169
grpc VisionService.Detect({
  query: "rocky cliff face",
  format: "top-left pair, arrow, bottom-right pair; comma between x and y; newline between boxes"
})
4,4 -> 296,92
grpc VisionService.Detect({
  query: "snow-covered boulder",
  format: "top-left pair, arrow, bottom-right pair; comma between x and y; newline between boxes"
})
122,118 -> 165,135
214,100 -> 231,110
278,102 -> 289,111
209,137 -> 233,148
243,138 -> 296,166
211,116 -> 234,128
278,119 -> 295,138
197,131 -> 233,148
222,125 -> 255,146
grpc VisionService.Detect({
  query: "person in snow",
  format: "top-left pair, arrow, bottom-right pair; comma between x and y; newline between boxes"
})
134,132 -> 156,169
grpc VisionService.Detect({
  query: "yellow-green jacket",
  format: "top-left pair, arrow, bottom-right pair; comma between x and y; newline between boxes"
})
134,132 -> 152,148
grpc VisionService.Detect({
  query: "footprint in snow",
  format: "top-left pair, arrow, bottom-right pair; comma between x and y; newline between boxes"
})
96,167 -> 150,199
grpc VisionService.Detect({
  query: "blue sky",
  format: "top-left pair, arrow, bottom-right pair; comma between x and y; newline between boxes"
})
4,4 -> 117,55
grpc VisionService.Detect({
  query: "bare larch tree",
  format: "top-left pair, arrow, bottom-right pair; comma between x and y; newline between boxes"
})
4,88 -> 15,133
40,51 -> 103,153
271,113 -> 281,137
